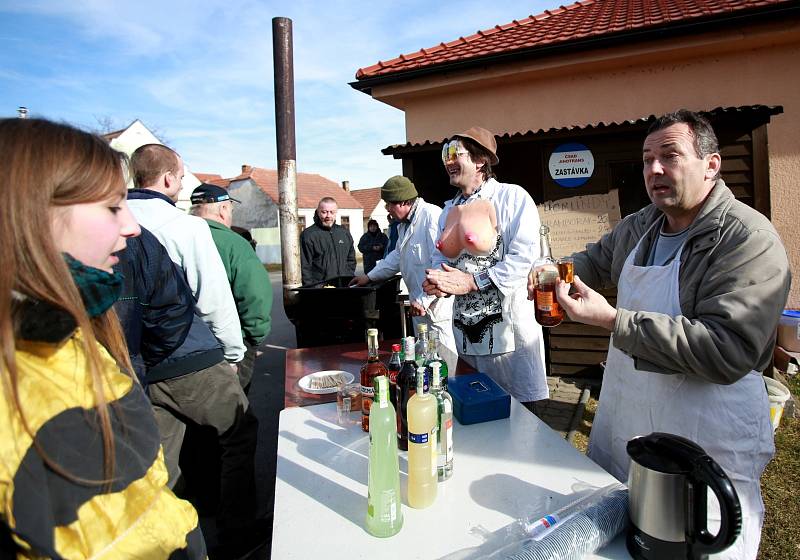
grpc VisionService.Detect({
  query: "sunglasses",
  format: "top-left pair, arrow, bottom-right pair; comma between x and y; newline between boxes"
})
441,141 -> 470,165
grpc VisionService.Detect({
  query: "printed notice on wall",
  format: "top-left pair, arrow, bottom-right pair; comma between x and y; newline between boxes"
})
537,190 -> 622,256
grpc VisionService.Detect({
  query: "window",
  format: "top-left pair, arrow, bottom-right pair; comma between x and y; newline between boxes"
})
297,216 -> 306,237
340,216 -> 350,232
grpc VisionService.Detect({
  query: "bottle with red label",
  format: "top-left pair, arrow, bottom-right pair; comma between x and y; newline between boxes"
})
387,343 -> 402,412
360,328 -> 388,432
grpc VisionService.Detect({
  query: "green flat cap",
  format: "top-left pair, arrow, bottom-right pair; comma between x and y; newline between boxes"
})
381,175 -> 418,202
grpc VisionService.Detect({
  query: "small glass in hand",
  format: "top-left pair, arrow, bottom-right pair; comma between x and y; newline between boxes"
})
557,257 -> 574,284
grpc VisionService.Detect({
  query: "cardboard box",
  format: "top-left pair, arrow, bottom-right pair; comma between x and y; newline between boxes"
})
448,373 -> 511,425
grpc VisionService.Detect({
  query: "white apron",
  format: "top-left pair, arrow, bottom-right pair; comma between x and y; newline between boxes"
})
587,229 -> 774,560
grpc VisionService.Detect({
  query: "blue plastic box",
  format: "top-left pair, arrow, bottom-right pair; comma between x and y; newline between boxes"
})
448,373 -> 511,425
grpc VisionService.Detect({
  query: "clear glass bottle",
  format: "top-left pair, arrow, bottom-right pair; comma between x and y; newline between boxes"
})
429,363 -> 454,481
360,328 -> 388,432
407,366 -> 437,509
365,376 -> 403,537
424,330 -> 449,390
396,336 -> 417,451
533,225 -> 565,327
414,323 -> 429,367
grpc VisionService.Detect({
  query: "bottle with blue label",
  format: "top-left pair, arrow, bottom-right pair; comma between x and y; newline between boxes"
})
407,366 -> 437,509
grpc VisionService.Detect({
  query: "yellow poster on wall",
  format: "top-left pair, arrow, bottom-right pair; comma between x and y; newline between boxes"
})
537,190 -> 621,256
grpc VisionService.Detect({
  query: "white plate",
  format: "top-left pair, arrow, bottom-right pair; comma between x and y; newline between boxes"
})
298,370 -> 355,394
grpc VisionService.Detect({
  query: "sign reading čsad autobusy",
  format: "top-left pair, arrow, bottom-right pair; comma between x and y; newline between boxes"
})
548,143 -> 594,188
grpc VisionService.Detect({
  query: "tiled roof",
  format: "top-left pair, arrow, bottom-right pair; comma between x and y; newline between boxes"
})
195,173 -> 230,187
355,0 -> 792,81
229,166 -> 363,209
349,187 -> 384,215
380,105 -> 784,154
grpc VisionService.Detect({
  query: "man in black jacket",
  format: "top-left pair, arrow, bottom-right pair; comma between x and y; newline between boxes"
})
300,197 -> 356,285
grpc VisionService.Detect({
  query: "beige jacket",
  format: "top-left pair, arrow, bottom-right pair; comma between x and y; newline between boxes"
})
574,180 -> 791,384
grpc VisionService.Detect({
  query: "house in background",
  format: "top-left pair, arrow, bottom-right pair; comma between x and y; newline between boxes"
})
351,0 -> 800,374
104,119 -> 200,209
350,187 -> 389,232
202,165 -> 363,264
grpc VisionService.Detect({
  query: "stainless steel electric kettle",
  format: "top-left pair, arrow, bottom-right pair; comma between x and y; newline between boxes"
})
626,432 -> 742,560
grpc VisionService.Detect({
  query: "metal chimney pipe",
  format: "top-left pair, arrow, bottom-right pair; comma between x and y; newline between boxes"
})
272,17 -> 301,313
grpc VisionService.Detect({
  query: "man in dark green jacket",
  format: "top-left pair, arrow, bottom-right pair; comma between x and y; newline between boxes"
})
189,183 -> 272,391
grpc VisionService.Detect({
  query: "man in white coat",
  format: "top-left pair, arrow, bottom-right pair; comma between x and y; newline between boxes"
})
350,176 -> 457,372
422,127 -> 548,412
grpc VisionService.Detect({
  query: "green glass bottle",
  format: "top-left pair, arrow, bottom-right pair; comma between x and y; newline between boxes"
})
365,376 -> 403,537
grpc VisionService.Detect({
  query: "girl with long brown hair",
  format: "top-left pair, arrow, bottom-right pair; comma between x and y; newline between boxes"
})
0,118 -> 206,558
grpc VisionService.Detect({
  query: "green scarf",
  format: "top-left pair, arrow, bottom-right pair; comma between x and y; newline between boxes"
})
64,253 -> 123,317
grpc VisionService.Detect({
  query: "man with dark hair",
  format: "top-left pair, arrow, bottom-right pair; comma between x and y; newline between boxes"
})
300,196 -> 356,285
423,127 -> 548,411
351,176 -> 458,372
126,146 -> 265,558
357,219 -> 388,274
128,144 -> 245,364
535,109 -> 790,559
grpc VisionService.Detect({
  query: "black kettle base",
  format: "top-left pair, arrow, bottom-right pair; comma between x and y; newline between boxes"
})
627,524 -> 692,560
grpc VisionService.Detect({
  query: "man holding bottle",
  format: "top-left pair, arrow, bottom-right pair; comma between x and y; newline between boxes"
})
422,127 -> 548,413
350,176 -> 458,374
532,110 -> 789,559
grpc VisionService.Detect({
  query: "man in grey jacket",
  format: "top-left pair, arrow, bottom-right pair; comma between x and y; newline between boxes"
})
532,109 -> 789,560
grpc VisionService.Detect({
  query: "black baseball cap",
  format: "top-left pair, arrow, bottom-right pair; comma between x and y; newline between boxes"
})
190,183 -> 241,204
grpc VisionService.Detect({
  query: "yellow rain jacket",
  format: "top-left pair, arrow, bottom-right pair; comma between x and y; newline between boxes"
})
1,310 -> 206,559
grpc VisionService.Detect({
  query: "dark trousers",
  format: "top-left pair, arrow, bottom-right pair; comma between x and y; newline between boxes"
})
149,360 -> 259,527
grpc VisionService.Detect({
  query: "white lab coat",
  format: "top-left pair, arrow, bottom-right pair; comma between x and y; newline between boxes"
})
368,198 -> 457,371
431,179 -> 548,403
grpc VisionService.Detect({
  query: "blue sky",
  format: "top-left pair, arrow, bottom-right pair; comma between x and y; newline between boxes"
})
0,1 -> 561,189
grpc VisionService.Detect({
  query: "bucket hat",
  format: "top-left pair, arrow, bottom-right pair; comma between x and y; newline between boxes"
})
453,126 -> 499,165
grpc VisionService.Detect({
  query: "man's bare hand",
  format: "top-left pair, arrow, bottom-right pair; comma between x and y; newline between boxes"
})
349,275 -> 370,287
424,263 -> 477,296
555,275 -> 617,331
410,301 -> 426,316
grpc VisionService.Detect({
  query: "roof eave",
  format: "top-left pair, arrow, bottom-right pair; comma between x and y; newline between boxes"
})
350,3 -> 800,95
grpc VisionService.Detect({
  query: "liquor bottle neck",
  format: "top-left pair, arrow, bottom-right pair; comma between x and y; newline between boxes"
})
367,334 -> 380,359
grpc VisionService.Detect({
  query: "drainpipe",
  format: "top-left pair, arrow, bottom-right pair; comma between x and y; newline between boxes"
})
272,16 -> 301,316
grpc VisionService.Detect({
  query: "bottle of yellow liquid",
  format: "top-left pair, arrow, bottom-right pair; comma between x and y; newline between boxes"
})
407,366 -> 437,509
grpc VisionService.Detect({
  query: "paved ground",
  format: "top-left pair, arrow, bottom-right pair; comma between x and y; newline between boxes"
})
239,270 -> 586,557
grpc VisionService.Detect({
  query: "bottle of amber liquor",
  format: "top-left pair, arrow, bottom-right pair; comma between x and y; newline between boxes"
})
360,328 -> 388,432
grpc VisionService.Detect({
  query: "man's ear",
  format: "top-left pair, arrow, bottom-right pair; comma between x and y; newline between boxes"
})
705,153 -> 721,180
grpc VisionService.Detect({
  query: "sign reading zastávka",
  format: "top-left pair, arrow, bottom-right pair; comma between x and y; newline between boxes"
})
548,143 -> 594,188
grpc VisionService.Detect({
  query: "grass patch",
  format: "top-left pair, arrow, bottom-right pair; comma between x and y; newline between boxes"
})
760,374 -> 800,560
